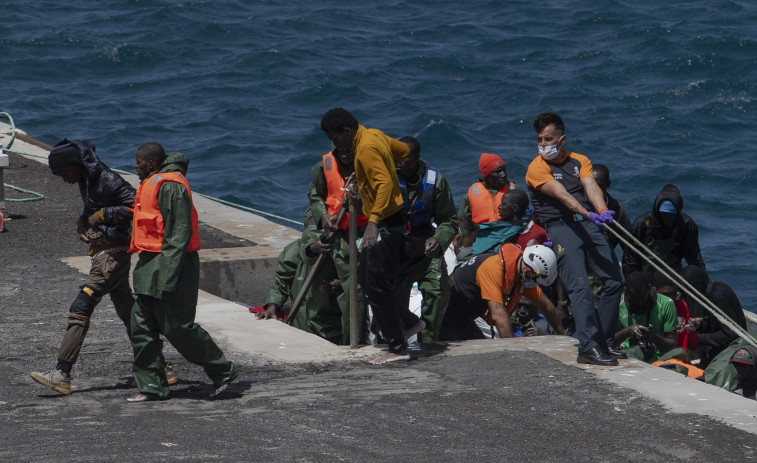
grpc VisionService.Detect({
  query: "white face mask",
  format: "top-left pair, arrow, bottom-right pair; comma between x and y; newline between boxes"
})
456,245 -> 472,260
538,136 -> 564,161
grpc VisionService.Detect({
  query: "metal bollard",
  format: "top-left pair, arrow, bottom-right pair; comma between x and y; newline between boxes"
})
0,147 -> 8,212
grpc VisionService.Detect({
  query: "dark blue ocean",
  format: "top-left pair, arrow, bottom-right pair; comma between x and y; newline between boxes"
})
2,0 -> 756,312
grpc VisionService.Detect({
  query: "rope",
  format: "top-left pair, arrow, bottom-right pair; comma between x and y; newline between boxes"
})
1,111 -> 46,202
604,221 -> 757,348
3,183 -> 45,202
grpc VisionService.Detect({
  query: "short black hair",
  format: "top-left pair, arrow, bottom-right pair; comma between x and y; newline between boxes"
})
533,112 -> 565,134
320,108 -> 359,132
398,136 -> 420,157
626,271 -> 651,291
459,215 -> 479,235
137,142 -> 167,164
501,188 -> 529,216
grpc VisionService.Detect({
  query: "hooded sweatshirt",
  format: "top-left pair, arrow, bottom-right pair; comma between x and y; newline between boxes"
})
622,183 -> 705,277
50,139 -> 135,255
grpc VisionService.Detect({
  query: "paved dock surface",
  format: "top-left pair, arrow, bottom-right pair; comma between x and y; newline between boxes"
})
1,129 -> 755,461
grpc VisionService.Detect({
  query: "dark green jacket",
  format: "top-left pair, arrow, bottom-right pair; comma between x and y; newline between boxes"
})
132,152 -> 200,305
403,160 -> 458,250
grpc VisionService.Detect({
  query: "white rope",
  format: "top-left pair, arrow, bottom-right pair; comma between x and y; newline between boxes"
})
604,221 -> 757,348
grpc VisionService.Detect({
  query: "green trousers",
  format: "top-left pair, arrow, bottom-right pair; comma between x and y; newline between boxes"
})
130,294 -> 237,399
395,255 -> 450,342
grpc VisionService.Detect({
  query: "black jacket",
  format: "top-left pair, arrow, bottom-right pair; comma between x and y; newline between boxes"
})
55,139 -> 135,246
622,183 -> 704,277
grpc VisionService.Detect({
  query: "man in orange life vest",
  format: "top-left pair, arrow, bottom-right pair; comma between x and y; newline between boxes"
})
439,244 -> 565,341
458,153 -> 519,255
320,107 -> 411,364
307,145 -> 369,344
127,142 -> 237,402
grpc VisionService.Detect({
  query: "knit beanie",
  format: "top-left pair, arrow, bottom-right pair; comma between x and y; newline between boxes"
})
48,139 -> 82,174
479,153 -> 505,178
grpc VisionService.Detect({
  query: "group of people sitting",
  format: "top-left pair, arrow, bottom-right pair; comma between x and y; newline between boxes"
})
257,108 -> 755,399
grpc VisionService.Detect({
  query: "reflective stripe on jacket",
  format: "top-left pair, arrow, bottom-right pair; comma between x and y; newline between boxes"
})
468,182 -> 506,224
130,171 -> 200,253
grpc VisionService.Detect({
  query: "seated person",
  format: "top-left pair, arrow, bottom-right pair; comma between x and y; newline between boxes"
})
680,265 -> 748,368
450,216 -> 480,264
614,271 -> 677,363
510,299 -> 549,337
470,188 -> 547,256
652,271 -> 699,354
459,153 -> 518,254
622,183 -> 705,279
592,163 -> 631,252
730,347 -> 757,400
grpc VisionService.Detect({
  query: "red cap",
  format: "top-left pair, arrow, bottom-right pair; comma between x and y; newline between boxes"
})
479,153 -> 505,178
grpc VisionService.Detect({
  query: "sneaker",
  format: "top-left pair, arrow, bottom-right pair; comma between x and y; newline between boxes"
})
30,369 -> 71,395
165,362 -> 178,386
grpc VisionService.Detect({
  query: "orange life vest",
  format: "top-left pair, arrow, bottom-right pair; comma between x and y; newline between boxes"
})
130,171 -> 201,253
483,243 -> 523,325
651,358 -> 705,379
468,182 -> 510,224
323,152 -> 367,230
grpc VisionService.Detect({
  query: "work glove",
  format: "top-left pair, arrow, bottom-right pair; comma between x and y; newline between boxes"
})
599,209 -> 615,224
588,212 -> 603,227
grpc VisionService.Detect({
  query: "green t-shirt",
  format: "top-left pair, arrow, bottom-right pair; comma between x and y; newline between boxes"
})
618,293 -> 678,362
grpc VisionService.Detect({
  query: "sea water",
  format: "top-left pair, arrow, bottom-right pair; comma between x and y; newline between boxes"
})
2,0 -> 756,311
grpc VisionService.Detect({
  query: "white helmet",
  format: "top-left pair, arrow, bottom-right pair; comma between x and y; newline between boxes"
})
522,244 -> 558,286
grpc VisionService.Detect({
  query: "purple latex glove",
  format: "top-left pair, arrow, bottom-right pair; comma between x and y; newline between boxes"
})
543,238 -> 553,248
588,212 -> 603,227
599,209 -> 615,224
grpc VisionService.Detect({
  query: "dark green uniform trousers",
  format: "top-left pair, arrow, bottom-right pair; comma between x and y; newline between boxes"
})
131,294 -> 237,399
396,255 -> 450,342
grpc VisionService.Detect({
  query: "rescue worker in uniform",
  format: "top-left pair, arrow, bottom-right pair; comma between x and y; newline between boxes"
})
29,139 -> 178,394
526,112 -> 624,366
393,136 -> 458,342
127,142 -> 237,402
458,152 -> 519,255
622,183 -> 705,279
439,244 -> 565,341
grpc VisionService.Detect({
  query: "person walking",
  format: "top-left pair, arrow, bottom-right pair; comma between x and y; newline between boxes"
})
127,142 -> 237,402
30,139 -> 176,395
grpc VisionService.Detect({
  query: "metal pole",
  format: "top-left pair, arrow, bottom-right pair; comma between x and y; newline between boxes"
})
349,200 -> 358,348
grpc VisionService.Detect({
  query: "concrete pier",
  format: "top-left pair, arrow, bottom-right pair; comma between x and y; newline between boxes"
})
1,122 -> 755,461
